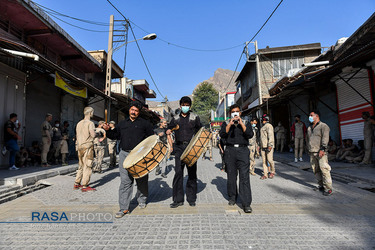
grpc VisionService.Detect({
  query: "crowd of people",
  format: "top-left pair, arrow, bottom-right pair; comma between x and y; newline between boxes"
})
2,97 -> 374,217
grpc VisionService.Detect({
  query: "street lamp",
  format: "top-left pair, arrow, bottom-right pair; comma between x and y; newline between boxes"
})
113,33 -> 157,52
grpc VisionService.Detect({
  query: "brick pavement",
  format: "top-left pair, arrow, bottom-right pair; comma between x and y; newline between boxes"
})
0,148 -> 374,249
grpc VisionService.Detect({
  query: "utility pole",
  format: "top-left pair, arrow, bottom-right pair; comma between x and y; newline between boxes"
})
254,40 -> 263,120
105,15 -> 114,122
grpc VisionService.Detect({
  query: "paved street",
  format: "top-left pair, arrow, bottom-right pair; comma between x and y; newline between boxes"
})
0,148 -> 375,249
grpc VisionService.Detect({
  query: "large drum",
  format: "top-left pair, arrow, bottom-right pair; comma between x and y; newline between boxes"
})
123,135 -> 168,178
180,127 -> 212,167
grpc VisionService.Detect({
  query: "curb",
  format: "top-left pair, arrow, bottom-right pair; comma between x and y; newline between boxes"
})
274,155 -> 375,186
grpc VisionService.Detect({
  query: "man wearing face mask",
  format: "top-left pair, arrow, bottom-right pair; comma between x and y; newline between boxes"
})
291,114 -> 307,163
260,114 -> 275,180
249,118 -> 259,175
167,96 -> 202,208
220,104 -> 253,213
306,110 -> 333,196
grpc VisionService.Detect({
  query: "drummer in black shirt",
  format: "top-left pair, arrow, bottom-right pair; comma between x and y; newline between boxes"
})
166,96 -> 202,208
105,102 -> 154,218
219,104 -> 254,213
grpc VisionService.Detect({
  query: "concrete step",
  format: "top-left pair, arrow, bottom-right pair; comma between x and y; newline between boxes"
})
0,184 -> 48,204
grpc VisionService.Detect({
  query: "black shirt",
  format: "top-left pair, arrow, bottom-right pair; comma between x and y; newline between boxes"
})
168,112 -> 202,143
106,117 -> 154,151
4,120 -> 16,142
219,120 -> 253,146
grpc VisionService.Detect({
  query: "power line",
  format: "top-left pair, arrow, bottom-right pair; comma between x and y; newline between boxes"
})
47,12 -> 109,32
33,1 -> 123,27
33,0 -> 247,52
223,0 -> 284,93
106,0 -> 164,98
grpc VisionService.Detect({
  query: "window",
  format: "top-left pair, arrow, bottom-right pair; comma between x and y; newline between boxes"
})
272,52 -> 305,78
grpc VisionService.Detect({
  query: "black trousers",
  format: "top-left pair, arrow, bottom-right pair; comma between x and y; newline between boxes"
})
224,146 -> 252,206
173,144 -> 197,203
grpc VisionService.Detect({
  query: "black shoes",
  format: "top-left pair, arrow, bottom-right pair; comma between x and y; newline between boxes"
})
189,202 -> 196,207
228,200 -> 236,206
314,186 -> 324,192
170,202 -> 184,208
243,206 -> 252,213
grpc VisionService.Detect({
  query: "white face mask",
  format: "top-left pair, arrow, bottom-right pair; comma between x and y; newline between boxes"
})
231,112 -> 240,118
55,124 -> 60,128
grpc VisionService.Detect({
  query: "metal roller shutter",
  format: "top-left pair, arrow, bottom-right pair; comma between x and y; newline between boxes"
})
336,69 -> 373,145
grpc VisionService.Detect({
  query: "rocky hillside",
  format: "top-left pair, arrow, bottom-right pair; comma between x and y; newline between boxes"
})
147,68 -> 239,111
194,68 -> 239,94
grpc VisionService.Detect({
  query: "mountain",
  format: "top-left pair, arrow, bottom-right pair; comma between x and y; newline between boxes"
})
194,68 -> 239,94
147,68 -> 239,112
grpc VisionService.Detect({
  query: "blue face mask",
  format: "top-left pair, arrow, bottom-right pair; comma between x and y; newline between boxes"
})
181,106 -> 190,114
252,124 -> 256,128
309,116 -> 314,123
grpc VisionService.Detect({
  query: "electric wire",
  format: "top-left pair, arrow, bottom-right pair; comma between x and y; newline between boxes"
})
223,0 -> 284,94
106,0 -> 164,98
33,1 -> 248,52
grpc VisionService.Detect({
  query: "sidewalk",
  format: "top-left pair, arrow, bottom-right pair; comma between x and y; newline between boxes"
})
274,151 -> 375,186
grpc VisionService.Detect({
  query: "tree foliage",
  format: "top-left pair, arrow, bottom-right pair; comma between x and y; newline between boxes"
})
191,82 -> 219,126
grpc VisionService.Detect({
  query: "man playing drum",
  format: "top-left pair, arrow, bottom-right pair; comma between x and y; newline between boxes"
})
167,96 -> 202,208
105,102 -> 154,218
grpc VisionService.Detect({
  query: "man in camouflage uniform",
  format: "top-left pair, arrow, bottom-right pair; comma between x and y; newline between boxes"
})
249,118 -> 259,175
260,114 -> 275,180
93,121 -> 106,173
107,121 -> 117,168
41,113 -> 53,167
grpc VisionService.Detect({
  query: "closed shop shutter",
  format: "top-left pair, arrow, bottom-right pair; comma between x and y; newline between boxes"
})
316,91 -> 340,143
0,64 -> 26,167
336,69 -> 373,145
289,94 -> 310,129
25,75 -> 61,147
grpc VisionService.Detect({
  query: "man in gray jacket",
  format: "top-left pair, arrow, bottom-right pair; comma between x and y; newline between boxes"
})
306,110 -> 333,196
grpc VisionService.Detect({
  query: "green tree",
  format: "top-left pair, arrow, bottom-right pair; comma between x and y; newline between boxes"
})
191,82 -> 219,126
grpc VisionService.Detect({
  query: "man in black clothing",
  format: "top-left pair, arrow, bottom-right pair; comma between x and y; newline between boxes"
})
105,102 -> 154,218
219,104 -> 253,213
167,96 -> 202,208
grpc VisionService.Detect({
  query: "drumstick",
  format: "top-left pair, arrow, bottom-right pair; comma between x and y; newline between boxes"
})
171,125 -> 179,131
105,109 -> 108,123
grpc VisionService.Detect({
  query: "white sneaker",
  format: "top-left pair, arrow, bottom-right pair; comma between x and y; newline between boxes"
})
294,158 -> 298,163
9,165 -> 19,170
299,158 -> 303,162
1,146 -> 7,156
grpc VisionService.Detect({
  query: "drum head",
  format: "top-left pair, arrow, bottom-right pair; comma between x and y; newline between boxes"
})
123,135 -> 158,169
180,127 -> 207,161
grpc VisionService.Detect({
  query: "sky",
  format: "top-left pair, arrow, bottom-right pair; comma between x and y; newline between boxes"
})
34,0 -> 375,101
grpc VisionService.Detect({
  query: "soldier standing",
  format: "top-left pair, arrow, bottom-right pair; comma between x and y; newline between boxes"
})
291,114 -> 307,162
154,118 -> 173,177
61,121 -> 70,166
41,113 -> 53,167
202,136 -> 213,161
249,118 -> 259,176
107,121 -> 117,168
274,122 -> 286,152
306,110 -> 333,196
360,112 -> 373,165
52,120 -> 63,165
74,107 -> 96,192
260,114 -> 275,180
93,121 -> 106,173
